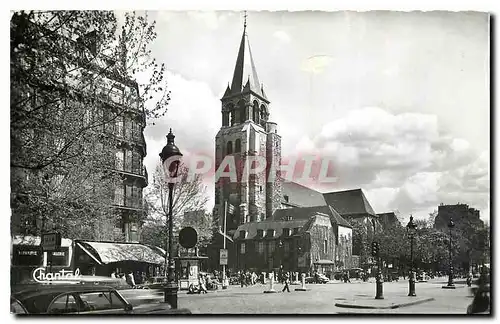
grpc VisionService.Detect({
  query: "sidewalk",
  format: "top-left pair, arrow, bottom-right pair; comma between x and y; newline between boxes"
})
334,295 -> 435,309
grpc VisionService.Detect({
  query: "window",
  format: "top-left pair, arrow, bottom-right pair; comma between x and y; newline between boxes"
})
115,116 -> 124,137
48,294 -> 79,314
268,241 -> 275,253
257,229 -> 264,238
235,139 -> 241,153
226,141 -> 233,154
259,186 -> 262,193
78,291 -> 125,312
282,228 -> 290,237
124,118 -> 132,140
239,231 -> 246,239
266,229 -> 275,238
115,150 -> 124,170
284,241 -> 290,253
284,195 -> 289,202
257,241 -> 264,254
324,240 -> 328,254
114,185 -> 124,206
124,150 -> 132,172
240,243 -> 246,254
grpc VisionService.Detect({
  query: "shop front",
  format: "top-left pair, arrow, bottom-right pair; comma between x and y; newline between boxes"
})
73,240 -> 166,285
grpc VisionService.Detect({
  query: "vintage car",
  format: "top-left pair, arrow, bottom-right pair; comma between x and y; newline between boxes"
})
305,274 -> 329,284
10,284 -> 191,315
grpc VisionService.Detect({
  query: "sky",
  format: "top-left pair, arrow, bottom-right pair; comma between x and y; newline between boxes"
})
136,11 -> 490,224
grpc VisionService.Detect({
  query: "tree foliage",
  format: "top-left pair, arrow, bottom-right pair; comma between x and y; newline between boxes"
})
10,10 -> 169,239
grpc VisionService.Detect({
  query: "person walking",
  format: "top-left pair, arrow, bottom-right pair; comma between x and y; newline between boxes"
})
199,274 -> 208,294
282,272 -> 291,292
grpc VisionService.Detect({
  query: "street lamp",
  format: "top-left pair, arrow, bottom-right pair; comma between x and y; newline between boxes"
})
159,129 -> 183,309
446,217 -> 455,288
406,215 -> 417,297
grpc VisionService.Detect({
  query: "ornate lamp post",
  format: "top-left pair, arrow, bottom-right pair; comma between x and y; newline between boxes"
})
406,215 -> 417,297
159,129 -> 183,309
445,217 -> 455,288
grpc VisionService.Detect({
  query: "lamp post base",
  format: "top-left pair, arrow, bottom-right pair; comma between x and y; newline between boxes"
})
164,283 -> 179,309
408,279 -> 416,297
375,276 -> 384,299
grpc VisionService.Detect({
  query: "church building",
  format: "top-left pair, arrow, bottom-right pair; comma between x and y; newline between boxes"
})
207,17 -> 393,275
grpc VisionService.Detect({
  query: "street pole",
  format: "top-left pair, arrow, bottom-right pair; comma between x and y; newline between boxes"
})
164,182 -> 178,308
159,129 -> 182,309
408,234 -> 416,296
375,255 -> 384,299
222,200 -> 228,289
446,223 -> 455,287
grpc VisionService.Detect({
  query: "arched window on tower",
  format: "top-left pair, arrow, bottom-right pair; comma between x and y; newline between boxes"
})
235,139 -> 241,153
253,101 -> 260,124
239,100 -> 246,123
260,105 -> 267,127
230,109 -> 236,126
226,141 -> 233,154
371,219 -> 376,233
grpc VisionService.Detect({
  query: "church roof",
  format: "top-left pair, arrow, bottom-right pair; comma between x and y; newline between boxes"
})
272,205 -> 352,228
322,189 -> 377,217
281,181 -> 326,207
225,27 -> 265,99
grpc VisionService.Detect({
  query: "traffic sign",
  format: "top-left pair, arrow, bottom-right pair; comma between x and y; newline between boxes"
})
41,232 -> 61,251
220,249 -> 228,265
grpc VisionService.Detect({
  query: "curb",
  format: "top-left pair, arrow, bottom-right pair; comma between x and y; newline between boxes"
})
335,297 -> 435,309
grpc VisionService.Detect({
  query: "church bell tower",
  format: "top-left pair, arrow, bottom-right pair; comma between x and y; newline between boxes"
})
213,15 -> 282,232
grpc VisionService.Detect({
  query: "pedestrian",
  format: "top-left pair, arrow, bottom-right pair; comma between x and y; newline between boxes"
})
199,274 -> 208,294
282,272 -> 291,292
126,271 -> 136,288
110,270 -> 116,278
240,271 -> 246,287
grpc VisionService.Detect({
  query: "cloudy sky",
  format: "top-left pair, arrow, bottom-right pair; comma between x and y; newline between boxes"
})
141,11 -> 490,223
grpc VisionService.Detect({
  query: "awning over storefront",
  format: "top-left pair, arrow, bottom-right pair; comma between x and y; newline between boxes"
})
77,241 -> 165,265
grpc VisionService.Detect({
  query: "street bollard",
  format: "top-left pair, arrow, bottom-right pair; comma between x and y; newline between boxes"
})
295,272 -> 299,283
375,272 -> 384,299
262,272 -> 267,284
295,273 -> 309,291
264,272 -> 277,293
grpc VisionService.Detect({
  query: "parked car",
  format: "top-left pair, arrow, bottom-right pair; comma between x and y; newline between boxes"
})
305,274 -> 329,284
467,284 -> 490,314
140,276 -> 168,290
11,284 -> 191,314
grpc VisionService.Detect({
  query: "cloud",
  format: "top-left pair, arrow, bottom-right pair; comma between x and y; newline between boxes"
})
301,55 -> 333,74
273,30 -> 291,43
292,106 -> 489,221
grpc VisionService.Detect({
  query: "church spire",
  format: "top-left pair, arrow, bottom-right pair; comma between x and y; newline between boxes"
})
227,11 -> 265,99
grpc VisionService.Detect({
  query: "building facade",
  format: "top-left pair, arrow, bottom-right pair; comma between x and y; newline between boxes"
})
10,13 -> 147,242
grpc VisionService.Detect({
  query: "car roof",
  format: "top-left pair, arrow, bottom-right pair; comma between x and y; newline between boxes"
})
12,284 -> 118,301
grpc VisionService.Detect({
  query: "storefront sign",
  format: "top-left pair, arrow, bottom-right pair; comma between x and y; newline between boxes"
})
32,267 -> 81,283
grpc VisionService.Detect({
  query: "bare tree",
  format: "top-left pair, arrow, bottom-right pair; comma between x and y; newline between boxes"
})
141,165 -> 214,249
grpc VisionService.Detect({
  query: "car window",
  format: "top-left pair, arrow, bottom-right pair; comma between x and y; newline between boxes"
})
47,294 -> 79,314
10,299 -> 27,314
78,291 -> 125,312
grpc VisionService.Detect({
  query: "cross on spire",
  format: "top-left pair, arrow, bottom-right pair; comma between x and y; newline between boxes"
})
244,11 -> 247,31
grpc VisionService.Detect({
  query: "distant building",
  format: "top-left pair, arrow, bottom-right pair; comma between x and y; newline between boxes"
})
434,203 -> 484,231
377,212 -> 401,229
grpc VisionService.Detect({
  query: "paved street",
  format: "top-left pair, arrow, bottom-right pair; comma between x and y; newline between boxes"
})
122,277 -> 473,314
